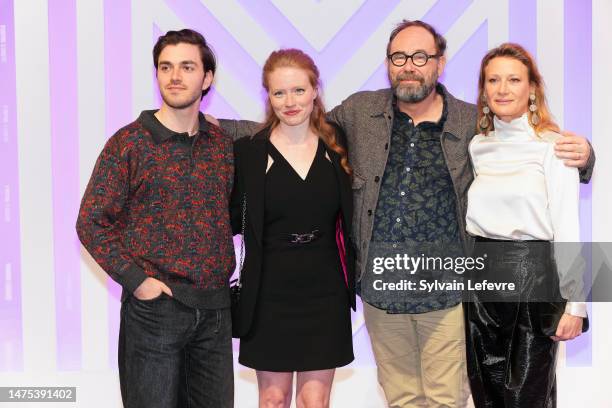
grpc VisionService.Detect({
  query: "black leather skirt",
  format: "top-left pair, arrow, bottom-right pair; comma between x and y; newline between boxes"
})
464,237 -> 563,408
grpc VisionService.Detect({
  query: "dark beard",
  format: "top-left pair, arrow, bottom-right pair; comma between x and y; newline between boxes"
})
160,92 -> 202,110
392,71 -> 438,103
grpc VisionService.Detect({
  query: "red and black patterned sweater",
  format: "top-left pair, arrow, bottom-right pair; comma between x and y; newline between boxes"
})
76,110 -> 235,309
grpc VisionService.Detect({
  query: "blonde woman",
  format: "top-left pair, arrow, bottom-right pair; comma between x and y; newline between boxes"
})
465,43 -> 587,408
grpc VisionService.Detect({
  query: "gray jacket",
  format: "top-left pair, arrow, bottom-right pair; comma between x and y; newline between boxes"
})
220,85 -> 595,283
327,86 -> 477,281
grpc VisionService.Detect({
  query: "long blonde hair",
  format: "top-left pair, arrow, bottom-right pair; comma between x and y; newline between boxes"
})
477,43 -> 559,135
261,49 -> 351,175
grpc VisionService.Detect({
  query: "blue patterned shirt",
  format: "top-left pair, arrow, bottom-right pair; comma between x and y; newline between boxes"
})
364,87 -> 463,313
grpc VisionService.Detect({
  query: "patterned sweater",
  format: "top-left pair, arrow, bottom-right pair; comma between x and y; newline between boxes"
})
76,110 -> 235,308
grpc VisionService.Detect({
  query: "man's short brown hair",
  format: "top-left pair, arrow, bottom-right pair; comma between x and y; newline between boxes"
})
386,20 -> 447,57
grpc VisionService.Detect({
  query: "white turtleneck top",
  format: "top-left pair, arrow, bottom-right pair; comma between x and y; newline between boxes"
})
466,114 -> 585,317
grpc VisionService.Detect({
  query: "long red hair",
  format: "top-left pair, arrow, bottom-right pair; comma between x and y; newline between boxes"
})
261,49 -> 351,175
477,43 -> 559,135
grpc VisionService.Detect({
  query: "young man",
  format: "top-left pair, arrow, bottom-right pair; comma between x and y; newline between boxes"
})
77,29 -> 235,408
217,20 -> 594,408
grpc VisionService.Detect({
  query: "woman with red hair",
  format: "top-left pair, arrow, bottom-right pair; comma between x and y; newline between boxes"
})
465,43 -> 587,407
230,49 -> 355,407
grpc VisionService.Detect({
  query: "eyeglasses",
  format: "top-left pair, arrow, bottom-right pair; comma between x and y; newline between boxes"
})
387,51 -> 440,67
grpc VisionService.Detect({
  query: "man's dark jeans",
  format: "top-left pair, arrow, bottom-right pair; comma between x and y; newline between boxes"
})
118,294 -> 233,408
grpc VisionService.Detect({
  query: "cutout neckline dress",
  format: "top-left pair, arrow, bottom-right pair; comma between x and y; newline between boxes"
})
238,138 -> 354,372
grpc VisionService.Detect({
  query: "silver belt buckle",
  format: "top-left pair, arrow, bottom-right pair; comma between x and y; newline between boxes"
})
290,230 -> 318,244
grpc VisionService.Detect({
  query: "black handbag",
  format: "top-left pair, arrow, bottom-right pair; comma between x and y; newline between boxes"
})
230,193 -> 246,338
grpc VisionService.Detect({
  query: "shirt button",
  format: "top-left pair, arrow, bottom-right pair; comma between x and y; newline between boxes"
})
396,217 -> 401,223
408,119 -> 413,123
406,167 -> 411,172
384,143 -> 389,150
392,244 -> 397,249
400,191 -> 405,196
367,209 -> 373,216
374,176 -> 380,183
410,143 -> 415,147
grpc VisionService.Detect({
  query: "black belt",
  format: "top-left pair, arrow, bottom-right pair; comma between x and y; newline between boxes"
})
288,229 -> 321,244
264,229 -> 326,245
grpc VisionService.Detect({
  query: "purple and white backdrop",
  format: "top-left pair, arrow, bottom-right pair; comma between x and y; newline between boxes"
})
1,0 -> 610,406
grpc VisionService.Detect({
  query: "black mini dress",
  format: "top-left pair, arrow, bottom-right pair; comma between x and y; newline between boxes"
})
238,139 -> 354,372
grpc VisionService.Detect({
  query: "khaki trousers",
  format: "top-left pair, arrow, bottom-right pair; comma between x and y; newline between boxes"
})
363,303 -> 469,408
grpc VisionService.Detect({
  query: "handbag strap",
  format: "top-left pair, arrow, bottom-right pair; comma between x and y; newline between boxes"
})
236,192 -> 246,288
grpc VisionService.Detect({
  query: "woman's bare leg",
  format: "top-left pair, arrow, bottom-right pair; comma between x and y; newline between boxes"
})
295,369 -> 335,408
256,370 -> 293,408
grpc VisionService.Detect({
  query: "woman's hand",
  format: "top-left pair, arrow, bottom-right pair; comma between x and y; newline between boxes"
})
550,313 -> 583,341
